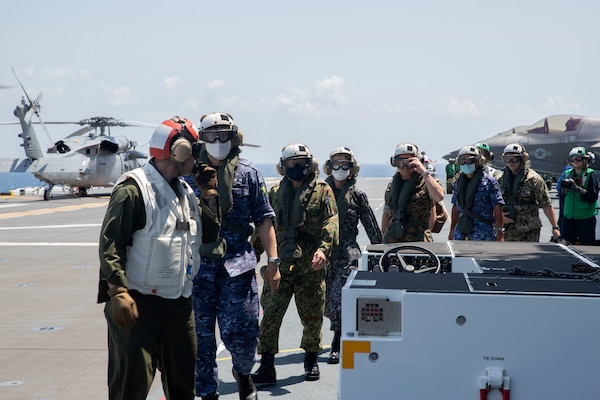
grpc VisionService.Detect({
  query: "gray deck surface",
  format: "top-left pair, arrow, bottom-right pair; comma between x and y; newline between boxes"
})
0,177 -> 561,399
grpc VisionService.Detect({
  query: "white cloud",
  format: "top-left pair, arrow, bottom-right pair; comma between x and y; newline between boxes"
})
430,95 -> 480,118
274,75 -> 348,116
163,75 -> 182,95
109,86 -> 131,106
207,79 -> 224,90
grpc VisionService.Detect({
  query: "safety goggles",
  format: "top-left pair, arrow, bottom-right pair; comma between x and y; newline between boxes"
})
569,155 -> 584,162
457,156 -> 477,165
502,155 -> 522,164
330,160 -> 354,170
394,157 -> 412,169
201,129 -> 232,143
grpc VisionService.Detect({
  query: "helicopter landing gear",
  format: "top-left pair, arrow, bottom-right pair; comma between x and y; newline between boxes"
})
75,187 -> 89,197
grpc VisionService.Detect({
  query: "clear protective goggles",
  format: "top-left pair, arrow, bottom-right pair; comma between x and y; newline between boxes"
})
502,155 -> 522,164
330,160 -> 354,171
201,129 -> 232,144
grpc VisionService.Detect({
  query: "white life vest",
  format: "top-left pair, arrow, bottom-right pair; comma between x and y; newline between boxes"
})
115,163 -> 202,299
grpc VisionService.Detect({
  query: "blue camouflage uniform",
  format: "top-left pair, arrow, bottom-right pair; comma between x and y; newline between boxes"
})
192,157 -> 275,396
451,171 -> 504,241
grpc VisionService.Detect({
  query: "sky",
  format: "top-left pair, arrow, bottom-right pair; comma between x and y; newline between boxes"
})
1,0 -> 599,168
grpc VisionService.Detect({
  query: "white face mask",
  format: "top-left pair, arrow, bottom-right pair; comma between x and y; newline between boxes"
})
332,168 -> 351,182
205,141 -> 232,160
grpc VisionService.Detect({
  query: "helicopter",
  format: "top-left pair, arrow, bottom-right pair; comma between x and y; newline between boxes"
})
0,72 -> 156,200
443,114 -> 600,178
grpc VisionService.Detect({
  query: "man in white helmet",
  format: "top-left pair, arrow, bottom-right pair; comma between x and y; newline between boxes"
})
448,145 -> 505,241
381,143 -> 444,243
252,142 -> 338,385
498,143 -> 560,242
191,112 -> 279,400
322,146 -> 382,364
98,117 -> 218,400
558,146 -> 599,245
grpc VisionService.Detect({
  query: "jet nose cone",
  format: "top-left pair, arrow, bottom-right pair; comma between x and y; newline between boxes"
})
443,149 -> 460,161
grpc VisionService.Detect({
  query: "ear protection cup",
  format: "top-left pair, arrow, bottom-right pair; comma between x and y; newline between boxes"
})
323,160 -> 332,176
276,161 -> 286,176
231,127 -> 243,148
488,152 -> 494,161
311,158 -> 319,173
390,156 -> 396,168
170,137 -> 192,163
353,162 -> 360,176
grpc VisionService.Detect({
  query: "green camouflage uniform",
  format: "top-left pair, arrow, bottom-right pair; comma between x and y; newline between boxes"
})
257,173 -> 339,354
382,173 -> 435,243
499,167 -> 552,242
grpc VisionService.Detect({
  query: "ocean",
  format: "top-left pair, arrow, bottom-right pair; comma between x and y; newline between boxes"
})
0,163 -> 411,192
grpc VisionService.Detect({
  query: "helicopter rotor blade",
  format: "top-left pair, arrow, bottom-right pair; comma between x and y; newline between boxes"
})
34,110 -> 55,145
11,67 -> 33,104
241,143 -> 261,148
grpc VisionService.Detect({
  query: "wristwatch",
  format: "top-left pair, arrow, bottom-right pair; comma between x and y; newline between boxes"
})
267,257 -> 281,267
495,227 -> 505,233
552,226 -> 560,230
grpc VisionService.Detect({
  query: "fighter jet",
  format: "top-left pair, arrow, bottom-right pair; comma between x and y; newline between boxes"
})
443,114 -> 600,177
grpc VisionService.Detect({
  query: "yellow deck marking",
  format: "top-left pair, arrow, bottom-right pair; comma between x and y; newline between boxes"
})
341,340 -> 371,369
0,202 -> 107,220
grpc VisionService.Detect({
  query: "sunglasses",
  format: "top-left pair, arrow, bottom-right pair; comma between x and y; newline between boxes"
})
457,157 -> 476,165
569,156 -> 584,162
202,130 -> 232,143
503,156 -> 522,164
330,160 -> 354,171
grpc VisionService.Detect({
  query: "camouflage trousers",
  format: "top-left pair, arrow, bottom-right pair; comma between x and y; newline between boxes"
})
192,265 -> 259,396
257,263 -> 326,354
504,225 -> 541,242
325,257 -> 357,332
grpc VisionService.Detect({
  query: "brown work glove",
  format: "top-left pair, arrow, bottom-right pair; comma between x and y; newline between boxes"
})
193,162 -> 218,200
107,286 -> 139,328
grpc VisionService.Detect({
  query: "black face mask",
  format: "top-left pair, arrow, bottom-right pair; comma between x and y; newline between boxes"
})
285,163 -> 309,181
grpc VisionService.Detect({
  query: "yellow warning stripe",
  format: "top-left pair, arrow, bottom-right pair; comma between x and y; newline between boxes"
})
0,202 -> 107,220
342,340 -> 371,369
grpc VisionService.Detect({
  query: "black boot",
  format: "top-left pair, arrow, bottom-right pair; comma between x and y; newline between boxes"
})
201,393 -> 219,400
251,353 -> 276,387
232,367 -> 257,400
304,351 -> 320,381
327,330 -> 341,365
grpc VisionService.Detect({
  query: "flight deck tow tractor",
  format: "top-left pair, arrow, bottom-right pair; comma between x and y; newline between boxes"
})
339,241 -> 600,399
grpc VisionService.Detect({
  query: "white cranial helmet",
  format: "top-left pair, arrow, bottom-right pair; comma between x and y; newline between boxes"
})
200,112 -> 235,130
458,145 -> 479,157
281,142 -> 312,161
502,143 -> 526,156
393,143 -> 419,158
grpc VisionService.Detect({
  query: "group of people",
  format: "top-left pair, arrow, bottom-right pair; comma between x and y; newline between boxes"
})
445,142 -> 599,244
97,112 -> 599,400
97,113 -> 383,400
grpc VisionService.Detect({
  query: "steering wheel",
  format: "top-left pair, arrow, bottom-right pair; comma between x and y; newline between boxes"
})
375,244 -> 442,273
